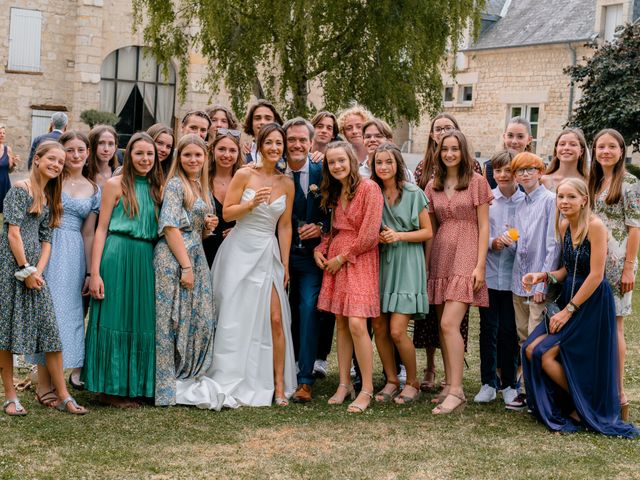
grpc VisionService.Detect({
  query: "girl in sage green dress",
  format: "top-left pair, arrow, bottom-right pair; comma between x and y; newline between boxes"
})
370,144 -> 432,405
83,132 -> 162,408
153,134 -> 218,406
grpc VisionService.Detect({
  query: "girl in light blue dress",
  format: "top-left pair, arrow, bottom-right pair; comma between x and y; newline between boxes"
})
27,131 -> 100,405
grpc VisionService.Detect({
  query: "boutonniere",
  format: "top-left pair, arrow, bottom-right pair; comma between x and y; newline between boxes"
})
308,184 -> 321,198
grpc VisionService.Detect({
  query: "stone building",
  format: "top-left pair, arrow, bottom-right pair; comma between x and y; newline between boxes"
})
0,0 -> 227,159
409,0 -> 640,160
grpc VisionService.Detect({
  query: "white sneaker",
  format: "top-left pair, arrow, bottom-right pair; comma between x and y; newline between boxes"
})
474,384 -> 497,403
397,365 -> 407,389
313,359 -> 328,379
501,386 -> 518,405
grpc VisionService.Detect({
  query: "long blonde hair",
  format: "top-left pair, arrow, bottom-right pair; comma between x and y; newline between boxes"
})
29,141 -> 65,228
555,178 -> 591,244
166,134 -> 212,211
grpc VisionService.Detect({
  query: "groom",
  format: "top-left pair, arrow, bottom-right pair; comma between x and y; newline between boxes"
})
283,117 -> 328,403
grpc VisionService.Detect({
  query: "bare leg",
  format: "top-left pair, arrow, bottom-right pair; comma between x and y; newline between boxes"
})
616,316 -> 626,404
435,304 -> 450,397
372,314 -> 398,399
348,316 -> 374,412
524,334 -> 547,362
0,350 -> 24,414
540,345 -> 569,392
328,315 -> 354,404
44,352 -> 87,413
270,285 -> 286,401
390,313 -> 417,395
35,363 -> 58,406
437,301 -> 469,411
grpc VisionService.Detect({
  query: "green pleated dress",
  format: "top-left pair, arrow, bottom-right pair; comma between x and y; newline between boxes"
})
82,176 -> 158,398
380,183 -> 429,315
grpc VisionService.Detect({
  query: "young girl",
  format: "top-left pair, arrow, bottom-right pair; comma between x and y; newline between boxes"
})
83,132 -> 162,408
202,131 -> 243,267
588,129 -> 640,422
206,104 -> 238,140
370,144 -> 431,404
314,141 -> 384,413
154,134 -> 218,406
426,131 -> 492,414
485,117 -> 534,189
413,114 -> 478,394
0,141 -> 87,415
523,178 -> 638,438
541,129 -> 589,192
27,131 -> 100,398
85,125 -> 119,188
146,123 -> 175,180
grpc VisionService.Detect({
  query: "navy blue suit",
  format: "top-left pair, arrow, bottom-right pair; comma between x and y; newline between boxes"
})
28,130 -> 63,169
288,159 -> 328,385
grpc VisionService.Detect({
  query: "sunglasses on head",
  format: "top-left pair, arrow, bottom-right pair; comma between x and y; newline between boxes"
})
182,110 -> 211,125
217,128 -> 242,139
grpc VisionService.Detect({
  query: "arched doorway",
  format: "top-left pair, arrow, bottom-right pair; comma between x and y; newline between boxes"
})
100,46 -> 176,147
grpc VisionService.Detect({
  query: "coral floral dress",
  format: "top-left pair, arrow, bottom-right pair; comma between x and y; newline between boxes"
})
426,173 -> 493,307
316,179 -> 383,318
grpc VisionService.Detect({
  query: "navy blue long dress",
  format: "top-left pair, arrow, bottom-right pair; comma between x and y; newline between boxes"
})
0,145 -> 11,213
523,226 -> 638,438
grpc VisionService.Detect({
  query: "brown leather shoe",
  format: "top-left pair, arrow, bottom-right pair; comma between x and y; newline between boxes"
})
292,384 -> 312,403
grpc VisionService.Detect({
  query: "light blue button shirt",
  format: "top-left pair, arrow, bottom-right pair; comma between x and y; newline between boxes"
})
511,184 -> 561,296
486,186 -> 524,291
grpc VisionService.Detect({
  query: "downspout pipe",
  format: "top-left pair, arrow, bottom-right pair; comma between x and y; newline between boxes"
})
566,42 -> 577,124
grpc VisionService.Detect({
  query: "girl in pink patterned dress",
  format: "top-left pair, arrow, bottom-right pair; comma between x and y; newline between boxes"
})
426,131 -> 492,414
315,141 -> 383,414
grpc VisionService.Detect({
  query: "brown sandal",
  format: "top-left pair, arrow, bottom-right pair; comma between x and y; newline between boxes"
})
420,368 -> 437,392
36,389 -> 58,408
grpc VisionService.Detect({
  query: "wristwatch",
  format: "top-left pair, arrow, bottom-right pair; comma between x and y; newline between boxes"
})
17,262 -> 31,270
567,301 -> 579,314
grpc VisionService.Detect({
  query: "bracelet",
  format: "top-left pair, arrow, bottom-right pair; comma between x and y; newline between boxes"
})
545,272 -> 558,285
624,259 -> 635,265
180,265 -> 192,272
85,272 -> 91,277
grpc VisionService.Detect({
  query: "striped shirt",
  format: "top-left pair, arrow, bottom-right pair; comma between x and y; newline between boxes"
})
511,184 -> 561,296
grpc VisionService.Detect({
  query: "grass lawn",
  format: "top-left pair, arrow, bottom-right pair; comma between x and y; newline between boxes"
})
1,289 -> 638,479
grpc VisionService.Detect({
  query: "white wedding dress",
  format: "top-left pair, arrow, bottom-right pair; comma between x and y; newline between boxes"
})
176,189 -> 297,409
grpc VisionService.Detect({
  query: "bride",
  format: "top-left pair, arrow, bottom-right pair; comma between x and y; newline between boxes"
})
177,123 -> 297,409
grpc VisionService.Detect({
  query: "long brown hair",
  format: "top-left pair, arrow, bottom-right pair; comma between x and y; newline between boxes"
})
208,132 -> 243,192
166,134 -> 212,211
545,128 -> 589,178
120,132 -> 163,217
146,123 -> 175,180
320,141 -> 361,211
588,128 -> 626,207
370,143 -> 406,204
555,178 -> 591,244
432,130 -> 474,191
417,113 -> 460,190
58,130 -> 97,191
29,141 -> 65,228
84,125 -> 119,181
503,116 -> 533,152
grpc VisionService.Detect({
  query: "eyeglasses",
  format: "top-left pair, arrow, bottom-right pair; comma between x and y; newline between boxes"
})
433,126 -> 456,134
217,128 -> 242,139
364,133 -> 385,140
515,167 -> 539,176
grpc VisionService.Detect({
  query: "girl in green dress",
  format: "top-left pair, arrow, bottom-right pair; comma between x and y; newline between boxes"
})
370,144 -> 432,404
83,132 -> 162,408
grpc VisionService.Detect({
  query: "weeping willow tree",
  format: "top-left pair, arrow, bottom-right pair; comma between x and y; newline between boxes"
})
133,0 -> 484,121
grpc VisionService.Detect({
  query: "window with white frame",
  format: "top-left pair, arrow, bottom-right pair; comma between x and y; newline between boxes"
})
443,86 -> 454,103
7,8 -> 42,72
458,85 -> 473,104
509,105 -> 539,152
603,4 -> 624,42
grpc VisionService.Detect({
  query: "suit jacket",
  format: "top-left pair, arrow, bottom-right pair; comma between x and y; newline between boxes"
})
28,130 -> 63,168
291,159 -> 329,255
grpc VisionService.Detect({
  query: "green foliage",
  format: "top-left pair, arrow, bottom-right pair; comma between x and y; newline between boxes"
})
80,109 -> 120,128
626,163 -> 640,180
566,22 -> 640,151
132,0 -> 484,122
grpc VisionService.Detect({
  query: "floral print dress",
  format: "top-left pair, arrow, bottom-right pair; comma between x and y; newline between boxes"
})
594,172 -> 640,316
153,178 -> 216,406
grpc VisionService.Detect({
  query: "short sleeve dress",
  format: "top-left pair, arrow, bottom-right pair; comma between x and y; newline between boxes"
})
316,179 -> 384,318
380,183 -> 429,315
153,177 -> 216,406
594,172 -> 640,316
0,187 -> 62,354
426,173 -> 493,307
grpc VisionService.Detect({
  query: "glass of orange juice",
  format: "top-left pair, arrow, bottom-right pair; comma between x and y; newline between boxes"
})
506,225 -> 519,241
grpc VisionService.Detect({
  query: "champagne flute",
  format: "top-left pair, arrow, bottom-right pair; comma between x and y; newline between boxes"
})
296,219 -> 306,249
204,200 -> 217,237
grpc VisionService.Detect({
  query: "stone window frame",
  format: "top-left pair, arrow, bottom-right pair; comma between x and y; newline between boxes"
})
457,85 -> 474,106
508,104 -> 540,153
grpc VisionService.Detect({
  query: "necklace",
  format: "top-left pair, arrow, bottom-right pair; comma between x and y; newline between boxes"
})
385,188 -> 398,203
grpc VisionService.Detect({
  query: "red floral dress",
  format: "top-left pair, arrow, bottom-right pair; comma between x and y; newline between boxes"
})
316,179 -> 383,318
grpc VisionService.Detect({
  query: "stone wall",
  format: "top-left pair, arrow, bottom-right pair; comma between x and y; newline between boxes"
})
410,43 -> 594,161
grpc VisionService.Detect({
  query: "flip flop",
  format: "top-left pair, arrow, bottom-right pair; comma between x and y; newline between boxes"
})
3,398 -> 28,416
56,396 -> 88,415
